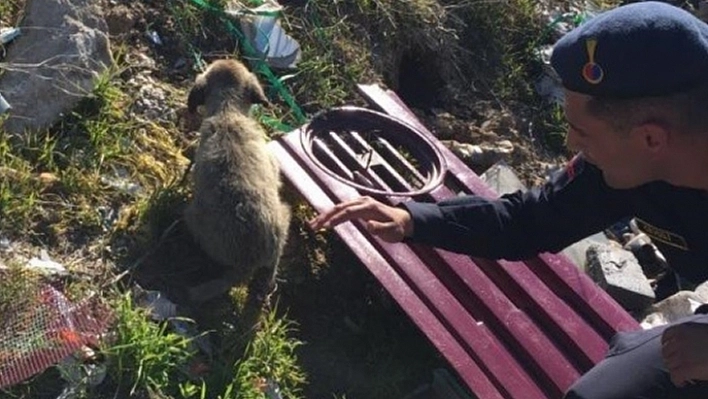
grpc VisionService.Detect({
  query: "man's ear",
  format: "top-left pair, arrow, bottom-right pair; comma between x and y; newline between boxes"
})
635,121 -> 670,155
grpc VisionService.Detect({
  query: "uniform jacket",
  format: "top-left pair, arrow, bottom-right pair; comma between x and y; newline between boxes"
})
403,155 -> 708,284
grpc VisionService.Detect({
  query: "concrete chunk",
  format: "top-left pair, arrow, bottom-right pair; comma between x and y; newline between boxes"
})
586,243 -> 655,311
561,232 -> 611,272
480,161 -> 526,195
0,0 -> 113,135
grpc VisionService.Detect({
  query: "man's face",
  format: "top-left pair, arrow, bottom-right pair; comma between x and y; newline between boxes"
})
563,90 -> 655,189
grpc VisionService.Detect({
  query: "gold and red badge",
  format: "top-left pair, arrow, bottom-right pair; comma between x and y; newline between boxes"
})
582,39 -> 604,85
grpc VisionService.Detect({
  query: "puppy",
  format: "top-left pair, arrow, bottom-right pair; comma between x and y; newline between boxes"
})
184,59 -> 290,303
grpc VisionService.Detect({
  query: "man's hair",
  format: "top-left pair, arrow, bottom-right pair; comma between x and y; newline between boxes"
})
586,82 -> 708,135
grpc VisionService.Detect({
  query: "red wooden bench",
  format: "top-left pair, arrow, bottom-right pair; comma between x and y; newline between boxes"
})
268,84 -> 640,399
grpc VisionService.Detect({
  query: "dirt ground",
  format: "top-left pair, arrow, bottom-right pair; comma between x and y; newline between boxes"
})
3,0 -> 574,397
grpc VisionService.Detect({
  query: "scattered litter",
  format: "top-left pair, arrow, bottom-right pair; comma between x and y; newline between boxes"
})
481,161 -> 527,196
225,0 -> 301,69
133,287 -> 213,357
533,45 -> 564,105
0,236 -> 11,252
171,319 -> 213,358
56,349 -> 107,399
100,168 -> 143,196
624,231 -> 669,280
136,289 -> 177,321
0,27 -> 21,45
133,287 -> 214,357
146,30 -> 162,46
0,93 -> 11,114
97,206 -> 119,233
256,378 -> 283,399
27,249 -> 68,276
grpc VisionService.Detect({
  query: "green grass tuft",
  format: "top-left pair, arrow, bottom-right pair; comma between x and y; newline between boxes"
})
102,292 -> 195,398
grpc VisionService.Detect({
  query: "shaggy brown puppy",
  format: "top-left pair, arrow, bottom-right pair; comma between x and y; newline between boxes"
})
184,59 -> 290,303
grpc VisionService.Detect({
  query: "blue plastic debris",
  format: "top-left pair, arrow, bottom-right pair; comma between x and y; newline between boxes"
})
0,27 -> 21,45
0,93 -> 10,114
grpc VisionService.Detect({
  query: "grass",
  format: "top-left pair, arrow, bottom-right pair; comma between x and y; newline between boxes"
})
0,0 -> 628,398
0,65 -> 188,246
101,292 -> 196,398
0,0 -> 23,27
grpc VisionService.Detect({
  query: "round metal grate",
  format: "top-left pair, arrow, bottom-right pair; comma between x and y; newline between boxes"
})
300,106 -> 447,196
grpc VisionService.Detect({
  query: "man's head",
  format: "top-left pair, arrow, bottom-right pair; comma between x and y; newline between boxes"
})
551,1 -> 708,189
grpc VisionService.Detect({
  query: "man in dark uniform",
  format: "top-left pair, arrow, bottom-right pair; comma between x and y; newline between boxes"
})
310,1 -> 708,397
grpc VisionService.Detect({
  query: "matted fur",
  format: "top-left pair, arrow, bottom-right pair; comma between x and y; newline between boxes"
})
184,59 -> 290,302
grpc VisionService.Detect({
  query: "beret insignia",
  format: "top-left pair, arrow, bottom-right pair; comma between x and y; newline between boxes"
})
582,39 -> 604,85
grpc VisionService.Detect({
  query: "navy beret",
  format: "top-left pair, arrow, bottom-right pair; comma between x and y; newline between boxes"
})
551,1 -> 708,98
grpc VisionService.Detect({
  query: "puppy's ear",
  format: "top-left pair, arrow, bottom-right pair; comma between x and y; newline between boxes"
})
248,79 -> 271,107
187,77 -> 207,113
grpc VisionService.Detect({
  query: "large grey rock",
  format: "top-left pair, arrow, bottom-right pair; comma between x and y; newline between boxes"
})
0,0 -> 113,135
586,243 -> 655,311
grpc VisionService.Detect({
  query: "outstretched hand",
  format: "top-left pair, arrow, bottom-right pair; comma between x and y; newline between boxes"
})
308,196 -> 414,243
662,321 -> 708,387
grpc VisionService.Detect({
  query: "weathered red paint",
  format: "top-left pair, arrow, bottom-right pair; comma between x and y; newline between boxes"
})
268,84 -> 640,399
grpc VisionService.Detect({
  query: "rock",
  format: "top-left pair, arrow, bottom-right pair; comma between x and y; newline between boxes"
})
0,0 -> 113,136
126,74 -> 175,123
480,161 -> 526,195
104,5 -> 137,38
561,232 -> 612,272
443,139 -> 514,170
695,280 -> 708,302
586,243 -> 655,311
640,290 -> 706,329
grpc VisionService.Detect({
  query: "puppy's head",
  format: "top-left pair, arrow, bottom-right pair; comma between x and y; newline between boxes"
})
187,59 -> 269,114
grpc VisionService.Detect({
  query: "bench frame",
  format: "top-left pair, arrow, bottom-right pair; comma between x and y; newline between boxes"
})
269,84 -> 640,399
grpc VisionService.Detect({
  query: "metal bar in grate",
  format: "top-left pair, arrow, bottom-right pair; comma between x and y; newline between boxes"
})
349,132 -> 413,192
326,131 -> 393,192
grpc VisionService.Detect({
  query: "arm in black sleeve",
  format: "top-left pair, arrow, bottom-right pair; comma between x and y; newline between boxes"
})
401,155 -> 634,259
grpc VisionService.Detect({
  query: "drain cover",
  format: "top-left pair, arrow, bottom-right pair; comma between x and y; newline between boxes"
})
301,106 -> 446,196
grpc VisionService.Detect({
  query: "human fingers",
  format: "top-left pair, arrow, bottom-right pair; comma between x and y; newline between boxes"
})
309,198 -> 366,230
310,197 -> 385,230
